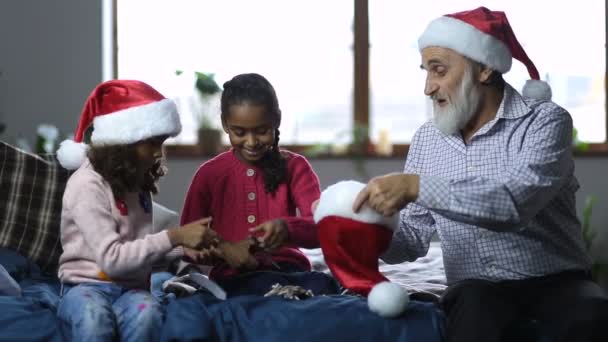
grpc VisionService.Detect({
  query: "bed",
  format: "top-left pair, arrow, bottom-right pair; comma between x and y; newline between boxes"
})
0,141 -> 446,341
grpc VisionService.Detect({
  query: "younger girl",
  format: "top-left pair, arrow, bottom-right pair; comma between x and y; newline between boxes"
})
56,80 -> 218,342
181,73 -> 338,296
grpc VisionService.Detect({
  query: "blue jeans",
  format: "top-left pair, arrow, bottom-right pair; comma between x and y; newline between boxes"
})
58,282 -> 163,342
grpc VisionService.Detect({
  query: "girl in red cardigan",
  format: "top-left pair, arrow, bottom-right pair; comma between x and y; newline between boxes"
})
181,73 -> 337,296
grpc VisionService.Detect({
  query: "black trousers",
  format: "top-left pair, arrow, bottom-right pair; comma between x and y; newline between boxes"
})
440,270 -> 608,342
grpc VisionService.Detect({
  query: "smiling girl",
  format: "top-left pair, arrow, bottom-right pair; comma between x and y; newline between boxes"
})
180,74 -> 336,296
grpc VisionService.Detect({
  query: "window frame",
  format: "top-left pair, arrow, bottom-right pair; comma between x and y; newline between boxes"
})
114,0 -> 608,158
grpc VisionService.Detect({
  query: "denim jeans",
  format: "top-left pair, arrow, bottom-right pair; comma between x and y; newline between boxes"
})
58,282 -> 163,342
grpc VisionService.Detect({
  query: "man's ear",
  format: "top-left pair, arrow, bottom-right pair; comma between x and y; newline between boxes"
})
479,65 -> 495,84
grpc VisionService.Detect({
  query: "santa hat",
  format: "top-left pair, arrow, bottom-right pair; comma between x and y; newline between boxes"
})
314,181 -> 409,318
418,6 -> 551,101
57,80 -> 182,170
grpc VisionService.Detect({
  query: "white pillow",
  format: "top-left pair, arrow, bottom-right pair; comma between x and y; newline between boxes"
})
153,202 -> 180,232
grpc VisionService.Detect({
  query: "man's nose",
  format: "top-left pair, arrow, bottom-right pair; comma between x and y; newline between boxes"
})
424,77 -> 438,96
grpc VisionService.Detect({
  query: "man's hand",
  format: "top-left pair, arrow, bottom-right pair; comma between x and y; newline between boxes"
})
216,239 -> 259,270
249,219 -> 289,250
352,173 -> 420,216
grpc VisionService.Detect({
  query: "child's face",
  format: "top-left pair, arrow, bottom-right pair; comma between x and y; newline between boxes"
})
223,103 -> 276,164
135,135 -> 167,172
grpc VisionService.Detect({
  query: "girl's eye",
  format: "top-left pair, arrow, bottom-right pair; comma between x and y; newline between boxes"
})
232,129 -> 245,136
256,127 -> 270,135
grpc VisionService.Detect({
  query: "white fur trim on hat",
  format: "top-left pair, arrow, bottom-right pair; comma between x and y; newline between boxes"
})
91,99 -> 181,145
56,140 -> 89,170
418,16 -> 512,73
368,281 -> 410,318
522,79 -> 552,101
313,180 -> 398,230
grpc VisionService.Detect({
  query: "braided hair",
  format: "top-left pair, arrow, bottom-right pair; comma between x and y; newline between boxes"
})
221,73 -> 287,194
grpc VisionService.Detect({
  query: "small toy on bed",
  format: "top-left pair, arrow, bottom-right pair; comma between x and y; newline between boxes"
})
264,283 -> 314,300
314,180 -> 409,318
163,272 -> 227,300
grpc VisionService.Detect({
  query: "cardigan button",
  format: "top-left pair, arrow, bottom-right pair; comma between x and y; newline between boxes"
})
248,192 -> 256,201
246,169 -> 255,177
247,215 -> 256,224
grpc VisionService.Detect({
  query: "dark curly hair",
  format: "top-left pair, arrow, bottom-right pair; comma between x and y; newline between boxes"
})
87,143 -> 167,200
221,73 -> 287,194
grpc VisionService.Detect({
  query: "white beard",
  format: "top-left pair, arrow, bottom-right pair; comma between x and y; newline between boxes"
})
431,67 -> 481,135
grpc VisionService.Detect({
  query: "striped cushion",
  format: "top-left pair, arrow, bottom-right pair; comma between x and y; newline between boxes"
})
0,141 -> 70,274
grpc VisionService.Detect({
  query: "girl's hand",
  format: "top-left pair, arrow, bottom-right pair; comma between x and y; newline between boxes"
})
168,217 -> 219,249
183,246 -> 223,265
216,239 -> 258,270
249,219 -> 289,250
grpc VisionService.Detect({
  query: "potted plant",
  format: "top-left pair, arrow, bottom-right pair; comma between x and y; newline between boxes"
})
177,70 -> 223,155
194,71 -> 223,155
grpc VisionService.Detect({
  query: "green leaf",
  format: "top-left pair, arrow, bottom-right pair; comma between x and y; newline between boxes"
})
194,72 -> 221,95
581,195 -> 596,250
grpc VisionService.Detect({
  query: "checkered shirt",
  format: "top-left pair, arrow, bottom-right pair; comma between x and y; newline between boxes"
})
382,84 -> 591,284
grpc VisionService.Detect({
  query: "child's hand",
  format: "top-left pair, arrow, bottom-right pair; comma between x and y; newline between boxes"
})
168,217 -> 219,249
183,246 -> 222,265
249,219 -> 289,250
216,239 -> 258,270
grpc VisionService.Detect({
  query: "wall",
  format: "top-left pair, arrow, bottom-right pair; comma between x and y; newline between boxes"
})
1,1 -> 606,235
0,0 -> 103,144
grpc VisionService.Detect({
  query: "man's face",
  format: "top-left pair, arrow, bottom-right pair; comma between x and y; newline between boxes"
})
420,47 -> 481,135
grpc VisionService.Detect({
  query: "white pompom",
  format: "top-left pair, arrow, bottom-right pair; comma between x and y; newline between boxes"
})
522,80 -> 552,101
368,281 -> 409,318
56,139 -> 89,170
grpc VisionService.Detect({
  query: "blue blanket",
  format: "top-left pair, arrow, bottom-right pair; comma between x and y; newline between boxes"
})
1,249 -> 446,341
0,248 -> 66,342
162,292 -> 445,341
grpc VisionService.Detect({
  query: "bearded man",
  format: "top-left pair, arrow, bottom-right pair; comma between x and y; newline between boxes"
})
350,7 -> 608,342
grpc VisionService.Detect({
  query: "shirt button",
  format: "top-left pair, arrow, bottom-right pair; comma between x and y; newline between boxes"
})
246,169 -> 255,177
248,192 -> 256,201
247,215 -> 256,223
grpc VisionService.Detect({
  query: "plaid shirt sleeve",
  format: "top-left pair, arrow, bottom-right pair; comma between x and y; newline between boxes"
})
416,105 -> 573,231
382,129 -> 437,263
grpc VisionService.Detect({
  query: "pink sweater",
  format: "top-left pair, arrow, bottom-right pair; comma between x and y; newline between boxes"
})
58,159 -> 174,289
181,149 -> 321,275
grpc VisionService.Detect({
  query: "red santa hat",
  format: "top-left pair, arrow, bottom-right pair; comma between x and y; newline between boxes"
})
314,180 -> 409,318
57,80 -> 181,170
418,6 -> 551,101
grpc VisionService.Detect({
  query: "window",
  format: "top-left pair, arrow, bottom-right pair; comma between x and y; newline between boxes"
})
117,0 -> 353,145
116,0 -> 606,150
369,0 -> 606,144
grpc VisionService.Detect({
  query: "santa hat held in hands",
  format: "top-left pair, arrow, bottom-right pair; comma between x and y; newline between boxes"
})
314,180 -> 409,318
418,6 -> 551,100
57,80 -> 182,170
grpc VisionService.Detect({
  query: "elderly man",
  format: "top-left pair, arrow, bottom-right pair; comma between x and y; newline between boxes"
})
352,7 -> 607,342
